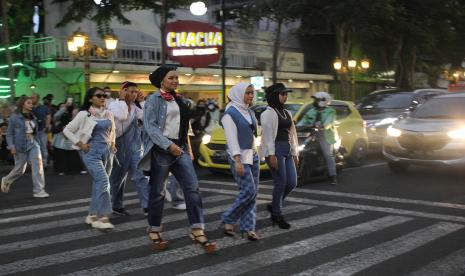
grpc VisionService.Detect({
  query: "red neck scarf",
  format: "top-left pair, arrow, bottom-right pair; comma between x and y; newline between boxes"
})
160,89 -> 176,101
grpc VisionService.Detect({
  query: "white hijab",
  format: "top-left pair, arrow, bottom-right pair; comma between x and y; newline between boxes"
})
226,82 -> 252,112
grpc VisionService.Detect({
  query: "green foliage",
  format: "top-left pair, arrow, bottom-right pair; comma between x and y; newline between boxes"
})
3,0 -> 36,43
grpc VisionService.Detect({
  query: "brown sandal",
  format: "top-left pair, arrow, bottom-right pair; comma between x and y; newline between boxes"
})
189,233 -> 217,253
148,231 -> 168,250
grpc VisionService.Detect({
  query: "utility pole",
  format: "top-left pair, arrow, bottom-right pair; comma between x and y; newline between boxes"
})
0,0 -> 16,99
220,0 -> 226,106
160,0 -> 167,65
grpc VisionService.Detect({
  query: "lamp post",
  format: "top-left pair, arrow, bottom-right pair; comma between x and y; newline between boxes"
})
333,56 -> 370,101
67,29 -> 118,91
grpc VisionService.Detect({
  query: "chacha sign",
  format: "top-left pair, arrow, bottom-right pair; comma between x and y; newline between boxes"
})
165,20 -> 222,68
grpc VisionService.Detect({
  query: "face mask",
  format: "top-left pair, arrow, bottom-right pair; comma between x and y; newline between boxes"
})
318,101 -> 327,107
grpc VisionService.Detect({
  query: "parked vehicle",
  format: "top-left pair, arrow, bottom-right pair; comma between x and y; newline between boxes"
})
383,92 -> 465,173
357,89 -> 447,149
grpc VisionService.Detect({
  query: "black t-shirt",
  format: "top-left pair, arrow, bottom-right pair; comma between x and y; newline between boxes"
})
274,108 -> 292,142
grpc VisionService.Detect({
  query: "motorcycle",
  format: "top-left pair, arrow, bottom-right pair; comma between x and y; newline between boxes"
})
297,126 -> 345,184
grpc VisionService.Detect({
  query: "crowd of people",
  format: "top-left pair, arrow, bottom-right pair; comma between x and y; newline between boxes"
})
0,65 -> 338,253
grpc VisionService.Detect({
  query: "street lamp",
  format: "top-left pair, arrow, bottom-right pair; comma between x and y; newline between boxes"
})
190,1 -> 207,16
333,56 -> 370,100
67,29 -> 118,91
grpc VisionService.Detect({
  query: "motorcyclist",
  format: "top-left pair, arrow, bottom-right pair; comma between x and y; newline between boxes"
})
303,92 -> 338,185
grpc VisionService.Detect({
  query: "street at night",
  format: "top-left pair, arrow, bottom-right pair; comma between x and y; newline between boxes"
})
1,154 -> 465,275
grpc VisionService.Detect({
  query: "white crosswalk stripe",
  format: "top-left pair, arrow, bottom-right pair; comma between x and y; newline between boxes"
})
0,203 -> 314,275
297,222 -> 464,276
1,180 -> 465,275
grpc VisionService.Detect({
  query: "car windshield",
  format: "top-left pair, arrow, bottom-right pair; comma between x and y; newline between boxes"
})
284,104 -> 302,115
412,97 -> 465,119
359,92 -> 414,109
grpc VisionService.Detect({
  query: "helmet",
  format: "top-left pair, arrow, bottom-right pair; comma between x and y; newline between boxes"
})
312,92 -> 332,107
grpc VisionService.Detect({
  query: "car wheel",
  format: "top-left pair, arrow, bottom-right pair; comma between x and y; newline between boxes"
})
347,140 -> 368,167
388,161 -> 409,173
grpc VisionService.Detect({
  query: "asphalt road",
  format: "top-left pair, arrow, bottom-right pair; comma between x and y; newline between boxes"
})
1,153 -> 465,276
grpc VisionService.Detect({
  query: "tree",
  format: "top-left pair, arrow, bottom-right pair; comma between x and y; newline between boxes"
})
53,0 -> 194,65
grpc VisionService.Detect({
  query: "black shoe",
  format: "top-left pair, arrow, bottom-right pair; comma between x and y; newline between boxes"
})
330,176 -> 338,185
143,208 -> 148,216
271,215 -> 291,229
113,208 -> 130,216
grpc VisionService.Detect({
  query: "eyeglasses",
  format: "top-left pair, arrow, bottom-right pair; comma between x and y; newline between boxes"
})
94,94 -> 108,99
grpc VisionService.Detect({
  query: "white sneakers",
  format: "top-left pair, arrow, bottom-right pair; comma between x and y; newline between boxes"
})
86,215 -> 114,229
33,190 -> 50,198
1,177 -> 11,193
173,203 -> 187,210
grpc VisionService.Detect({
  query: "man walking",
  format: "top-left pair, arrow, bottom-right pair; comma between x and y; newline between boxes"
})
31,93 -> 51,168
108,82 -> 149,216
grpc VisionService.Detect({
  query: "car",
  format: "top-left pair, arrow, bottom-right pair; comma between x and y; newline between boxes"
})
357,88 -> 447,149
294,100 -> 368,167
383,92 -> 465,173
198,99 -> 368,173
197,103 -> 304,173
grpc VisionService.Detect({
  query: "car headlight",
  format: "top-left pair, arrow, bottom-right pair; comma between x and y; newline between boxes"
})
375,117 -> 398,127
201,134 -> 211,144
387,126 -> 402,137
254,136 -> 262,147
334,138 -> 342,151
448,128 -> 465,139
298,144 -> 305,151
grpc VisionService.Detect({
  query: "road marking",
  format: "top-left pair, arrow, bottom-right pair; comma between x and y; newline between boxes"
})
0,203 -> 314,275
345,162 -> 386,170
65,209 -> 361,276
0,195 -> 230,238
0,195 -> 232,254
200,185 -> 465,223
200,180 -> 465,210
297,222 -> 464,276
0,192 -> 138,215
407,248 -> 465,276
179,216 -> 411,276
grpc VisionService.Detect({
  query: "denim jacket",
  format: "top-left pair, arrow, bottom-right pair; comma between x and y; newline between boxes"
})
6,112 -> 39,153
138,91 -> 181,172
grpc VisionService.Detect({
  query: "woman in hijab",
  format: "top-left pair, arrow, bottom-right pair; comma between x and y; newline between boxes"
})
220,82 -> 260,241
139,65 -> 216,252
260,83 -> 299,229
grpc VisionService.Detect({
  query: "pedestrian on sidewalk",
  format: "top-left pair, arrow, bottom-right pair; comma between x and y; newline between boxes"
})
139,65 -> 216,252
220,82 -> 260,241
63,87 -> 117,230
108,81 -> 149,216
1,96 -> 49,198
260,83 -> 299,229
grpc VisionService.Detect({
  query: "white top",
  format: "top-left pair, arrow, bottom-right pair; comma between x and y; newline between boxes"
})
221,111 -> 257,165
108,100 -> 144,138
259,107 -> 299,157
163,100 -> 180,139
25,120 -> 35,134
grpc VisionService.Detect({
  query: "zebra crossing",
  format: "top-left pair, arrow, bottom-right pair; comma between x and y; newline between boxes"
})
1,180 -> 465,275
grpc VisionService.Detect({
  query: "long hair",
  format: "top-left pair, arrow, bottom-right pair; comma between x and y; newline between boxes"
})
16,96 -> 31,112
80,87 -> 103,111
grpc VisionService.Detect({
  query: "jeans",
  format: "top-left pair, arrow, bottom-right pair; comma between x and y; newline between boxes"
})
148,148 -> 204,231
266,141 -> 297,216
166,174 -> 185,205
37,130 -> 48,164
2,139 -> 45,193
110,136 -> 149,210
80,142 -> 113,216
221,154 -> 259,232
319,137 -> 337,177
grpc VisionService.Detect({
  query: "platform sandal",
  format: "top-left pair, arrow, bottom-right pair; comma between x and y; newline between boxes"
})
148,231 -> 168,250
189,232 -> 217,253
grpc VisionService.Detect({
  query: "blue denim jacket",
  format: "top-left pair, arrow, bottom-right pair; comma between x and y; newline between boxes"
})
6,112 -> 39,153
138,91 -> 176,172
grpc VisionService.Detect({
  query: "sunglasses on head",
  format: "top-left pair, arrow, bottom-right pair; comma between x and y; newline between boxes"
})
94,93 -> 108,99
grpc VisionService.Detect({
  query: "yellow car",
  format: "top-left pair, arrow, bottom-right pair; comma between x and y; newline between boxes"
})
198,100 -> 368,172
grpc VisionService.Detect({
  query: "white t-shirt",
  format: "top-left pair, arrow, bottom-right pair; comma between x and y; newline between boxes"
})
163,100 -> 180,139
25,119 -> 35,134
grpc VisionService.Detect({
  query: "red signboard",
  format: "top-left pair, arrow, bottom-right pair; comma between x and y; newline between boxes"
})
165,20 -> 222,68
